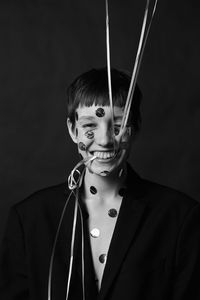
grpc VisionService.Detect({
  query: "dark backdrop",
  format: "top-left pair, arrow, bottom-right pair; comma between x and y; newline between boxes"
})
1,0 -> 200,243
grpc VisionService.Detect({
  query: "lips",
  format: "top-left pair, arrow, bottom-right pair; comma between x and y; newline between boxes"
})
92,151 -> 115,160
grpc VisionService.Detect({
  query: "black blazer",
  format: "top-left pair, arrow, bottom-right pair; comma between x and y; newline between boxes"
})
0,166 -> 200,300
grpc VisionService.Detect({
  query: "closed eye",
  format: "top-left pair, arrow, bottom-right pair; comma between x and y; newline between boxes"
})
82,123 -> 96,128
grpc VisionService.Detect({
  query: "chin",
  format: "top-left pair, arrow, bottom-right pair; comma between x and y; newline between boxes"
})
87,158 -> 125,177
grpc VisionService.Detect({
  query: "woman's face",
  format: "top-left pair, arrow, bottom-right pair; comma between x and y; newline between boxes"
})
68,104 -> 133,176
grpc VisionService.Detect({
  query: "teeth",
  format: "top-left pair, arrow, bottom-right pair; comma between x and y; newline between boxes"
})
93,151 -> 115,159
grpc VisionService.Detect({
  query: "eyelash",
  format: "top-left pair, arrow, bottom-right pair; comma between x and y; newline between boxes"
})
81,124 -> 123,129
82,123 -> 96,128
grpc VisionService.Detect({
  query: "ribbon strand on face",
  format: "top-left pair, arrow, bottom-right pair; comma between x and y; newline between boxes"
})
105,0 -> 115,151
119,0 -> 158,136
68,156 -> 96,190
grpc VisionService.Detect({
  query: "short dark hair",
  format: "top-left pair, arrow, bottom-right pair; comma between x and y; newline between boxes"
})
66,67 -> 142,132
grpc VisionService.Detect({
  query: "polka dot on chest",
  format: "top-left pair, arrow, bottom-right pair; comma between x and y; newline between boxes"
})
90,228 -> 100,238
99,254 -> 107,264
108,208 -> 118,218
90,186 -> 97,194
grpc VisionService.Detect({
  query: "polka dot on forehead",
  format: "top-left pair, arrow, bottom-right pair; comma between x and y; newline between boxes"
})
95,107 -> 105,118
78,142 -> 86,151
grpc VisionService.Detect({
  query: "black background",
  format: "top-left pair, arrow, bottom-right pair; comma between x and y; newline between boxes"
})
1,0 -> 200,243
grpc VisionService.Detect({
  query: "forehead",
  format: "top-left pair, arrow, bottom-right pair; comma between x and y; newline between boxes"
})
76,104 -> 124,120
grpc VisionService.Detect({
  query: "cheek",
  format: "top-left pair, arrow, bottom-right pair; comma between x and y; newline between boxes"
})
77,128 -> 94,153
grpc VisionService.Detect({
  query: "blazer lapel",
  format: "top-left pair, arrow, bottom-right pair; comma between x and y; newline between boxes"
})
98,167 -> 148,300
75,195 -> 99,299
55,189 -> 98,299
82,219 -> 99,298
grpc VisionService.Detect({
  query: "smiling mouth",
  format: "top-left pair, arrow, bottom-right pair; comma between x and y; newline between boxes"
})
90,150 -> 119,161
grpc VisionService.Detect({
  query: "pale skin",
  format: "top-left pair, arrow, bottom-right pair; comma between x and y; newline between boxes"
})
67,104 -> 134,289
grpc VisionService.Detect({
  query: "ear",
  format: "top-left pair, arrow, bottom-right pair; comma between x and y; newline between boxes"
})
67,118 -> 78,144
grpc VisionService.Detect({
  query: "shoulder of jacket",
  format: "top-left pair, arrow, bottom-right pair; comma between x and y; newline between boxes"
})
13,182 -> 69,215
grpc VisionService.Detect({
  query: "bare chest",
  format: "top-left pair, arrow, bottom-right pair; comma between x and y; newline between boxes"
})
87,202 -> 121,289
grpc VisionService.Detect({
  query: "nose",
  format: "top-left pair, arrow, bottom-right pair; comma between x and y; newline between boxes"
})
96,125 -> 114,147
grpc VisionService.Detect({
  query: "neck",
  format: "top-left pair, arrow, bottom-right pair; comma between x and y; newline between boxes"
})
83,164 -> 127,204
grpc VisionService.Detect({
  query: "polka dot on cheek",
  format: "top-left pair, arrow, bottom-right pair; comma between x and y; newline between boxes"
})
85,131 -> 94,139
78,142 -> 86,151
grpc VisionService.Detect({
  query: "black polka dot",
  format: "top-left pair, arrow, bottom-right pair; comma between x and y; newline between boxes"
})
114,127 -> 120,136
90,186 -> 97,194
75,112 -> 79,121
85,131 -> 94,139
75,128 -> 78,136
78,142 -> 86,151
96,107 -> 105,118
119,188 -> 126,197
108,208 -> 118,218
100,170 -> 109,176
99,254 -> 107,264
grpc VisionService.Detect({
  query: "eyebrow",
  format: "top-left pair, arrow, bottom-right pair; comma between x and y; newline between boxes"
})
78,115 -> 123,122
79,116 -> 96,121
